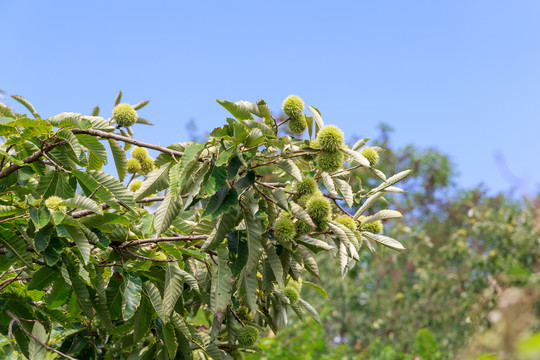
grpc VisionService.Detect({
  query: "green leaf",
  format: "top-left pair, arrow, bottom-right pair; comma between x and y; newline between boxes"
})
123,275 -> 142,320
263,238 -> 283,286
134,295 -> 154,343
83,170 -> 136,211
298,299 -> 321,323
144,281 -> 165,319
290,202 -> 316,228
334,178 -> 354,208
362,232 -> 405,251
162,321 -> 178,359
60,195 -> 102,214
134,163 -> 173,201
154,190 -> 182,236
352,138 -> 369,151
307,105 -> 324,136
370,169 -> 413,194
202,187 -> 237,218
0,225 -> 34,269
276,159 -> 302,182
364,209 -> 403,223
200,208 -> 241,251
28,322 -> 48,360
297,235 -> 334,251
341,148 -> 370,167
67,266 -> 94,317
63,225 -> 91,265
11,95 -> 38,118
216,100 -> 254,120
163,262 -> 184,319
58,129 -> 82,158
353,192 -> 385,220
133,100 -> 150,110
321,172 -> 337,196
114,91 -> 122,106
303,281 -> 328,299
29,206 -> 49,230
244,213 -> 263,272
211,245 -> 233,321
108,139 -> 127,181
28,266 -> 58,291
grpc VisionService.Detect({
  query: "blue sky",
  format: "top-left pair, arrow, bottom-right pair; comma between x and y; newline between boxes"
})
1,1 -> 539,194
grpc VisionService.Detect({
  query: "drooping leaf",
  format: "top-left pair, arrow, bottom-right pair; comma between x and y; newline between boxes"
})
154,190 -> 182,236
108,139 -> 127,181
28,322 -> 48,360
123,274 -> 142,320
211,245 -> 233,321
163,262 -> 184,319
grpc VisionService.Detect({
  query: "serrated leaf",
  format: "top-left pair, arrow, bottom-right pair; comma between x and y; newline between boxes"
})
58,130 -> 82,158
154,190 -> 182,236
28,322 -> 48,360
362,232 -> 405,251
216,100 -> 254,120
144,282 -> 165,319
61,195 -> 102,214
28,266 -> 58,291
307,106 -> 324,136
272,188 -> 289,211
163,262 -> 184,319
353,192 -> 385,220
134,295 -> 154,343
303,281 -> 328,299
211,246 -> 233,322
244,213 -> 263,272
334,178 -> 354,208
290,202 -> 316,228
134,163 -> 173,201
200,208 -> 241,251
263,238 -> 283,286
297,235 -> 334,251
352,138 -> 369,151
29,206 -> 49,230
276,159 -> 302,182
0,225 -> 34,269
371,169 -> 413,194
342,148 -> 370,167
63,225 -> 91,264
364,209 -> 403,223
321,172 -> 337,196
11,95 -> 38,118
298,299 -> 321,323
108,139 -> 127,181
123,275 -> 142,320
85,170 -> 136,211
163,321 -> 178,359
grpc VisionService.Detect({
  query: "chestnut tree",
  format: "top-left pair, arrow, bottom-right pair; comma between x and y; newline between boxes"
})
0,92 -> 410,359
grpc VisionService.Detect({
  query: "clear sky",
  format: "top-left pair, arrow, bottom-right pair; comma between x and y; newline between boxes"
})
1,1 -> 539,195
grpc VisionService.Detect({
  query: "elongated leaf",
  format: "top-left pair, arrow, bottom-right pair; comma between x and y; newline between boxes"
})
303,281 -> 328,299
321,172 -> 337,196
353,192 -> 384,220
28,322 -> 47,360
0,226 -> 34,269
276,159 -> 302,182
133,100 -> 150,110
134,295 -> 154,343
89,290 -> 114,332
211,246 -> 233,321
11,95 -> 38,118
134,163 -> 173,201
154,190 -> 182,236
67,267 -> 93,317
290,202 -> 316,228
352,138 -> 369,151
298,299 -> 321,323
244,213 -> 263,272
0,205 -> 20,217
307,106 -> 324,136
362,232 -> 405,251
58,129 -> 82,158
86,170 -> 136,211
272,188 -> 289,211
63,225 -> 91,264
263,238 -> 283,286
364,209 -> 403,223
162,321 -> 178,359
61,196 -> 102,214
297,235 -> 334,251
341,148 -> 370,167
371,169 -> 413,194
163,262 -> 184,319
334,178 -> 354,208
200,208 -> 241,251
123,275 -> 142,320
114,91 -> 122,106
144,282 -> 165,319
29,206 -> 49,230
28,266 -> 58,290
177,268 -> 200,293
216,99 -> 254,120
108,139 -> 127,181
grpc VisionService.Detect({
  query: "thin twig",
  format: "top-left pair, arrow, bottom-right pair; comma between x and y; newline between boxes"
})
0,266 -> 27,281
119,234 -> 209,248
4,310 -> 79,360
123,248 -> 179,262
0,213 -> 27,224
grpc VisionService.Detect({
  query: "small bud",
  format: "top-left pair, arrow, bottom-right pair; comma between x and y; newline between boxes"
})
360,146 -> 380,167
112,103 -> 137,127
283,286 -> 300,304
236,306 -> 252,323
335,215 -> 356,232
282,95 -> 305,119
44,195 -> 66,213
316,125 -> 344,152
